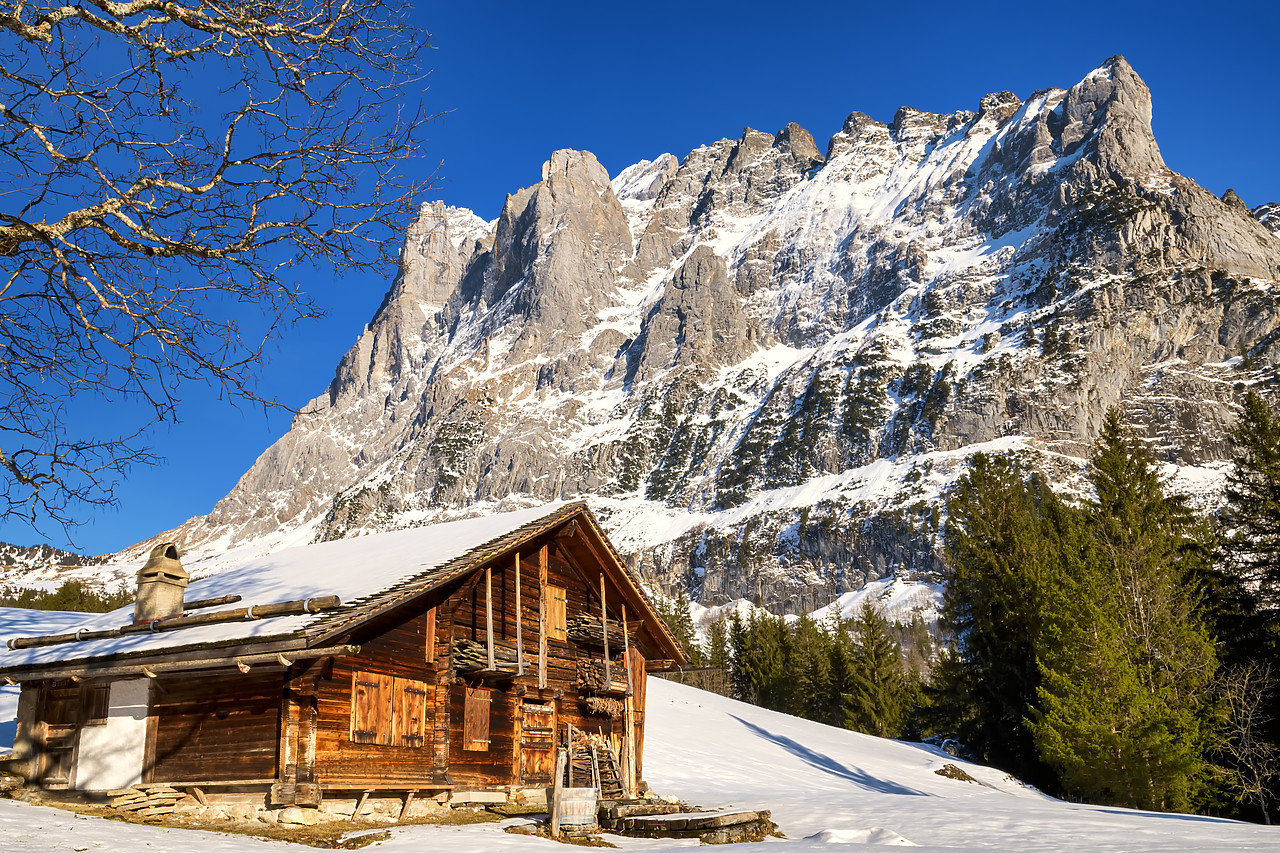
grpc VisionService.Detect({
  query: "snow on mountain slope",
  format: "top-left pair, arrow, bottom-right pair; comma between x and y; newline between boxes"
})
1,677 -> 1274,851
11,56 -> 1278,618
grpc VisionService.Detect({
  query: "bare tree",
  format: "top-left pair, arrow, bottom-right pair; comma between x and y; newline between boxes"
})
1215,661 -> 1280,824
0,0 -> 430,530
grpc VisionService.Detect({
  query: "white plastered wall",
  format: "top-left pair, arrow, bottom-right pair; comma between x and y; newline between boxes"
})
75,678 -> 148,791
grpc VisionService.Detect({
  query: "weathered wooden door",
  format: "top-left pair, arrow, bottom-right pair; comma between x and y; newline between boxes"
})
36,681 -> 109,789
517,701 -> 555,786
39,683 -> 83,788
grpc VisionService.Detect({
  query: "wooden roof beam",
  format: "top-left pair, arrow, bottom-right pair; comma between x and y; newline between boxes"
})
7,644 -> 360,683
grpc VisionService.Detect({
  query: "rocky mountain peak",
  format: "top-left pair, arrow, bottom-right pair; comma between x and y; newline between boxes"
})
152,60 -> 1280,616
1255,202 -> 1280,235
977,91 -> 1022,123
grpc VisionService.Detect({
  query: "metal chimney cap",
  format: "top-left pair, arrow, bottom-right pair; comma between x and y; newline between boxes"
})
137,541 -> 188,583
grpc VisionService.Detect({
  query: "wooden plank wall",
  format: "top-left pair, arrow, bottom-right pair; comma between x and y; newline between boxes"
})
446,542 -> 636,787
312,608 -> 442,789
299,527 -> 669,792
146,670 -> 281,783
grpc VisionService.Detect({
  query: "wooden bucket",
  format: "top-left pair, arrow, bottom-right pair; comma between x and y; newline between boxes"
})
550,787 -> 598,826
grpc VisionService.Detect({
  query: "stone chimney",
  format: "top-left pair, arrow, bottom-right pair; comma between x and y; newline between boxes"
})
134,542 -> 189,623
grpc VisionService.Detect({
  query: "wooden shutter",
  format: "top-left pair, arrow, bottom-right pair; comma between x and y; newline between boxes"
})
463,686 -> 491,751
396,678 -> 428,748
425,607 -> 437,664
544,584 -> 567,641
83,683 -> 111,726
351,671 -> 394,745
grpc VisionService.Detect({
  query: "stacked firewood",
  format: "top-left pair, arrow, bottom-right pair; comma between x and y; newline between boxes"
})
108,783 -> 185,817
582,695 -> 626,719
567,613 -> 635,648
451,637 -> 529,673
576,658 -> 630,694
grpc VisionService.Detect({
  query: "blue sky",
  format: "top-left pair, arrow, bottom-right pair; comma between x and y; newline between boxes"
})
8,0 -> 1279,556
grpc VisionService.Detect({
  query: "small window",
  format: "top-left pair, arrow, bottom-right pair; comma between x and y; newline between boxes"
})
463,686 -> 491,751
544,584 -> 567,641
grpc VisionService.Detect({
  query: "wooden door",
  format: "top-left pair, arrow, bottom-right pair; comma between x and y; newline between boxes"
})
40,683 -> 81,788
37,681 -> 108,789
517,701 -> 555,786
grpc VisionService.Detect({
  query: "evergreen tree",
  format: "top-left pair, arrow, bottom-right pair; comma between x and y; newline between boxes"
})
728,609 -> 753,701
789,615 -> 834,721
0,579 -> 132,612
844,601 -> 911,738
730,609 -> 789,709
656,591 -> 705,667
1034,410 -> 1216,811
941,453 -> 1058,781
1222,391 -> 1280,610
703,614 -> 734,696
1213,390 -> 1280,820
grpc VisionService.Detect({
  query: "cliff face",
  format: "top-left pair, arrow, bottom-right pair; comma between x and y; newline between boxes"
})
169,57 -> 1280,613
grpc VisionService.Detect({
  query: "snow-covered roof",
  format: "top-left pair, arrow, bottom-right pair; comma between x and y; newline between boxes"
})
0,501 -> 590,674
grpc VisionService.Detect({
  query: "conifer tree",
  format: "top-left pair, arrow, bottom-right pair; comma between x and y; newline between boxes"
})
656,591 -> 705,667
1223,391 -> 1280,609
1034,410 -> 1216,811
696,614 -> 732,696
844,601 -> 911,738
1213,391 -> 1280,820
789,615 -> 834,721
941,453 -> 1057,780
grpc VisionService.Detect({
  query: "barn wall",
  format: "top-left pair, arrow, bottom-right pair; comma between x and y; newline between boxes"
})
313,607 -> 443,788
444,540 -> 654,788
308,521 -> 673,793
75,678 -> 148,791
146,670 -> 282,783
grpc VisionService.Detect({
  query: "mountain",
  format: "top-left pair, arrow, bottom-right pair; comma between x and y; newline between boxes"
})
0,543 -> 103,571
153,56 -> 1279,613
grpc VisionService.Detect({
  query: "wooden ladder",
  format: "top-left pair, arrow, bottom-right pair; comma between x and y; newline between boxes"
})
564,732 -> 625,799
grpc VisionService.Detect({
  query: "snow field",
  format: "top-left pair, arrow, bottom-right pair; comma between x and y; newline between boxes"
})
1,678 -> 1275,851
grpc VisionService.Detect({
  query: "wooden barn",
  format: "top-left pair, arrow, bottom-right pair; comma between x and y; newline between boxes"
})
0,502 -> 686,809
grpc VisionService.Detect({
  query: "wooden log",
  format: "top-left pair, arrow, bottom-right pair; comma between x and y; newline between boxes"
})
550,747 -> 567,839
622,604 -> 632,697
9,644 -> 359,682
485,567 -> 496,672
515,553 -> 524,677
600,575 -> 610,687
400,790 -> 416,820
538,545 -> 548,690
182,594 -> 243,611
5,595 -> 343,650
352,790 -> 371,822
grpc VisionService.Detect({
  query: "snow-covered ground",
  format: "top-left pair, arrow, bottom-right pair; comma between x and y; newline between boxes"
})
1,678 -> 1274,851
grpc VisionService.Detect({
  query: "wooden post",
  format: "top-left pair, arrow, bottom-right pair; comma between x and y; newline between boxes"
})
485,566 -> 495,672
400,790 -> 417,820
550,747 -> 567,839
622,604 -> 632,696
621,604 -> 635,796
567,723 -> 575,787
515,553 -> 524,676
538,545 -> 548,689
600,575 -> 610,687
352,790 -> 371,822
